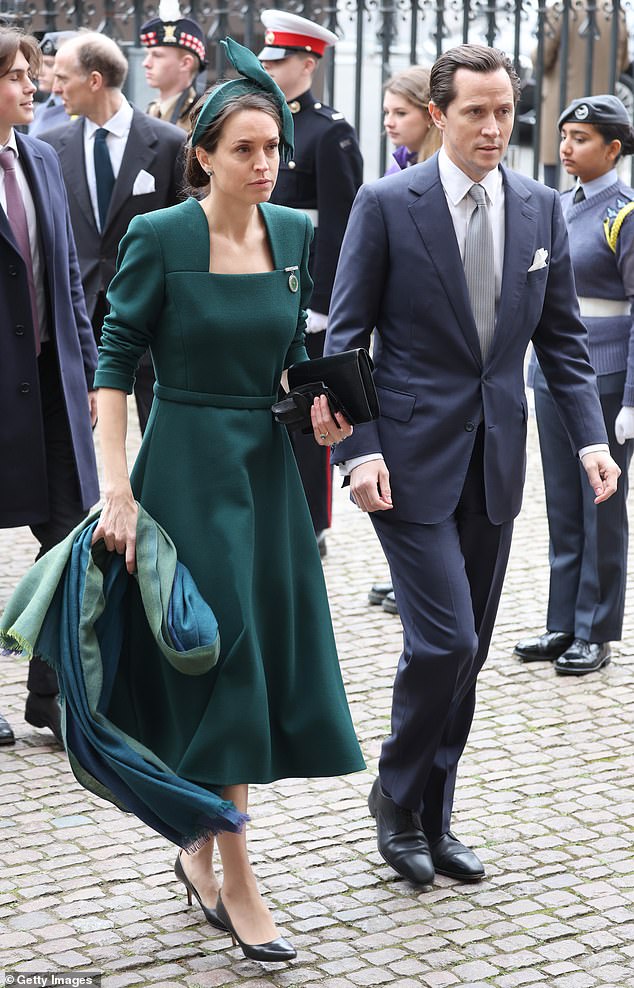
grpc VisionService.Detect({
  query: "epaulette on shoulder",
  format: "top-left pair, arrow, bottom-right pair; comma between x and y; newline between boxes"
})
603,196 -> 634,253
312,100 -> 347,124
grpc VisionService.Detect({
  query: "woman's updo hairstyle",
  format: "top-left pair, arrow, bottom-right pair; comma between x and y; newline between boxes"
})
185,88 -> 284,190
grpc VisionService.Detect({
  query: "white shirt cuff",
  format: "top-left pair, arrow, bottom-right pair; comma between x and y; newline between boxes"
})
579,443 -> 609,460
338,453 -> 385,477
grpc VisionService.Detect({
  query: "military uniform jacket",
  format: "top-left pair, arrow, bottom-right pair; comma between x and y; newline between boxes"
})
269,88 -> 363,314
147,84 -> 198,134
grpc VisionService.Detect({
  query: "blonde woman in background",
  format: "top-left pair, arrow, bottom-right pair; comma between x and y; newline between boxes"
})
383,65 -> 442,175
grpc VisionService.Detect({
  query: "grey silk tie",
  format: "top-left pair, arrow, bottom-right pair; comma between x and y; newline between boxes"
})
464,183 -> 495,362
0,148 -> 40,354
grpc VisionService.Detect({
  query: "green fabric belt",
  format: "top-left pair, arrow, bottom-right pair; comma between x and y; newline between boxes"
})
154,383 -> 277,409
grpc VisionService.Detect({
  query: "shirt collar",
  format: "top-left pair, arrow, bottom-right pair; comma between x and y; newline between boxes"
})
84,96 -> 133,139
580,168 -> 619,200
438,145 -> 502,206
0,129 -> 19,157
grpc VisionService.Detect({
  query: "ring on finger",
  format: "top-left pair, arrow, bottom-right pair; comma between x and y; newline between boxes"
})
319,433 -> 328,441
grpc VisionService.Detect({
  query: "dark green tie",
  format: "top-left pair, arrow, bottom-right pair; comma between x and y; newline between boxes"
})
94,127 -> 114,230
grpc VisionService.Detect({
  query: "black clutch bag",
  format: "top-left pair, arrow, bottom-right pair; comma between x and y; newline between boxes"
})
271,348 -> 379,434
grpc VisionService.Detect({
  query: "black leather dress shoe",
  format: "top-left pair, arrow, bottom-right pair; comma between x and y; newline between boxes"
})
554,639 -> 611,676
381,591 -> 399,615
25,693 -> 63,744
514,630 -> 574,662
0,712 -> 15,746
368,582 -> 393,605
368,778 -> 434,885
429,832 -> 485,882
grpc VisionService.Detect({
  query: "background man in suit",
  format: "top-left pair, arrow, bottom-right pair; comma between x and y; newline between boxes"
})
0,27 -> 99,746
41,32 -> 186,433
140,2 -> 207,133
325,44 -> 619,887
259,10 -> 363,557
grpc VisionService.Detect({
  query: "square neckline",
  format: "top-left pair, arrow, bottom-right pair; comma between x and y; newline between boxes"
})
190,197 -> 280,275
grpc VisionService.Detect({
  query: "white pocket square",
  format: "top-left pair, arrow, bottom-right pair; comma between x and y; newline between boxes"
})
528,248 -> 549,272
132,169 -> 156,195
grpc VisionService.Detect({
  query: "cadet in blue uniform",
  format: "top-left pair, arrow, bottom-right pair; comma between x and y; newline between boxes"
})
515,95 -> 634,675
259,10 -> 363,555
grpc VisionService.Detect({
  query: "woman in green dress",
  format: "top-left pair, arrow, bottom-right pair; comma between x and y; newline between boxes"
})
92,39 -> 364,963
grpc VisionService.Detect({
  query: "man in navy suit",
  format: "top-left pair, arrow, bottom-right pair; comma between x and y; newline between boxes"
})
40,32 -> 186,433
325,44 -> 620,886
0,27 -> 99,746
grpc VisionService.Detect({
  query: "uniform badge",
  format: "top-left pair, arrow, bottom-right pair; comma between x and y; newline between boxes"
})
285,266 -> 299,292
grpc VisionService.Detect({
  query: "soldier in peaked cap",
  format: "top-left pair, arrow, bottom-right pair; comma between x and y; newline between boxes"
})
29,31 -> 78,137
259,9 -> 363,557
515,93 -> 634,676
140,1 -> 207,133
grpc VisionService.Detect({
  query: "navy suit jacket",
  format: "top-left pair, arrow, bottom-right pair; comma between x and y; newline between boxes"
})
325,155 -> 608,525
40,108 -> 185,318
0,134 -> 99,527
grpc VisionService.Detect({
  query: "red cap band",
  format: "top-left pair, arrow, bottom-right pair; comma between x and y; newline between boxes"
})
263,29 -> 328,56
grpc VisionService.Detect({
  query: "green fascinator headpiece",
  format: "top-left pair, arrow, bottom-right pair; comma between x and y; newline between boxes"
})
191,37 -> 294,161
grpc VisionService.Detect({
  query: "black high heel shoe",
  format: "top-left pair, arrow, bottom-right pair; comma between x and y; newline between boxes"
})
216,891 -> 297,962
174,852 -> 227,932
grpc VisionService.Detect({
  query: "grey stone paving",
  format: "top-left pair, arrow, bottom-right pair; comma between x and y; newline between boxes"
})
1,410 -> 633,988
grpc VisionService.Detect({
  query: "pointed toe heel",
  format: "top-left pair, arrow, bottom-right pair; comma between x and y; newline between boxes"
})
174,852 -> 227,932
216,892 -> 297,962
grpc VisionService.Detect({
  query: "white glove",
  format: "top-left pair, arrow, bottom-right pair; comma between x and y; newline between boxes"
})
615,406 -> 634,445
306,309 -> 328,335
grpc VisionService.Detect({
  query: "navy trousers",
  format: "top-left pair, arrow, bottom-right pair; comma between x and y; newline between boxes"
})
534,366 -> 633,642
372,427 -> 513,837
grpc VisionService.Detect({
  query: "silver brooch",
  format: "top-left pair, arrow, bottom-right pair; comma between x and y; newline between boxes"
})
285,265 -> 299,293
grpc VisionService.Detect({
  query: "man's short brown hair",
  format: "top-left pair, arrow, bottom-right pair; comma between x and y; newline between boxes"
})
0,27 -> 41,78
430,44 -> 520,112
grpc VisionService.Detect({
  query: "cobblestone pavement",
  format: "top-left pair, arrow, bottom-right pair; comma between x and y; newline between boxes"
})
1,410 -> 633,988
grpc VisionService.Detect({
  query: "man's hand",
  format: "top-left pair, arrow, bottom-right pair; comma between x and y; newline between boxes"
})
581,450 -> 621,504
350,460 -> 393,512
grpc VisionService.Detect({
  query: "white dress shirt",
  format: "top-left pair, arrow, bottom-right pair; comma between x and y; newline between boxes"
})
83,96 -> 134,232
0,129 -> 48,342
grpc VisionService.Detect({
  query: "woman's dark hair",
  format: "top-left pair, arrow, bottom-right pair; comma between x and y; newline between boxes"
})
593,121 -> 634,159
0,26 -> 41,78
185,89 -> 284,191
430,44 -> 520,112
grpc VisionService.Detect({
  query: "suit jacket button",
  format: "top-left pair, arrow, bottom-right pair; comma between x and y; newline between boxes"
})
465,421 -> 475,432
15,324 -> 25,335
19,382 -> 31,394
8,264 -> 17,276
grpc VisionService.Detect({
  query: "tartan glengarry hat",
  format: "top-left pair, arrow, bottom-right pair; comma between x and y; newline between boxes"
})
558,94 -> 631,130
140,15 -> 207,69
258,9 -> 338,62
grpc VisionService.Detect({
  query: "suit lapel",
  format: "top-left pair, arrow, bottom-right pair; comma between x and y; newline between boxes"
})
16,134 -> 55,258
496,167 -> 539,346
407,159 -> 482,365
54,119 -> 96,230
104,109 -> 157,233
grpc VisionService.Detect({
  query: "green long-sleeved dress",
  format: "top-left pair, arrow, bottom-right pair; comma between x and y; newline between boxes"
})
94,197 -> 364,788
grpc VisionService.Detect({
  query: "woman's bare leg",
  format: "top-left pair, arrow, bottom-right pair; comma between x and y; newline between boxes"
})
178,835 -> 220,908
216,784 -> 279,944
